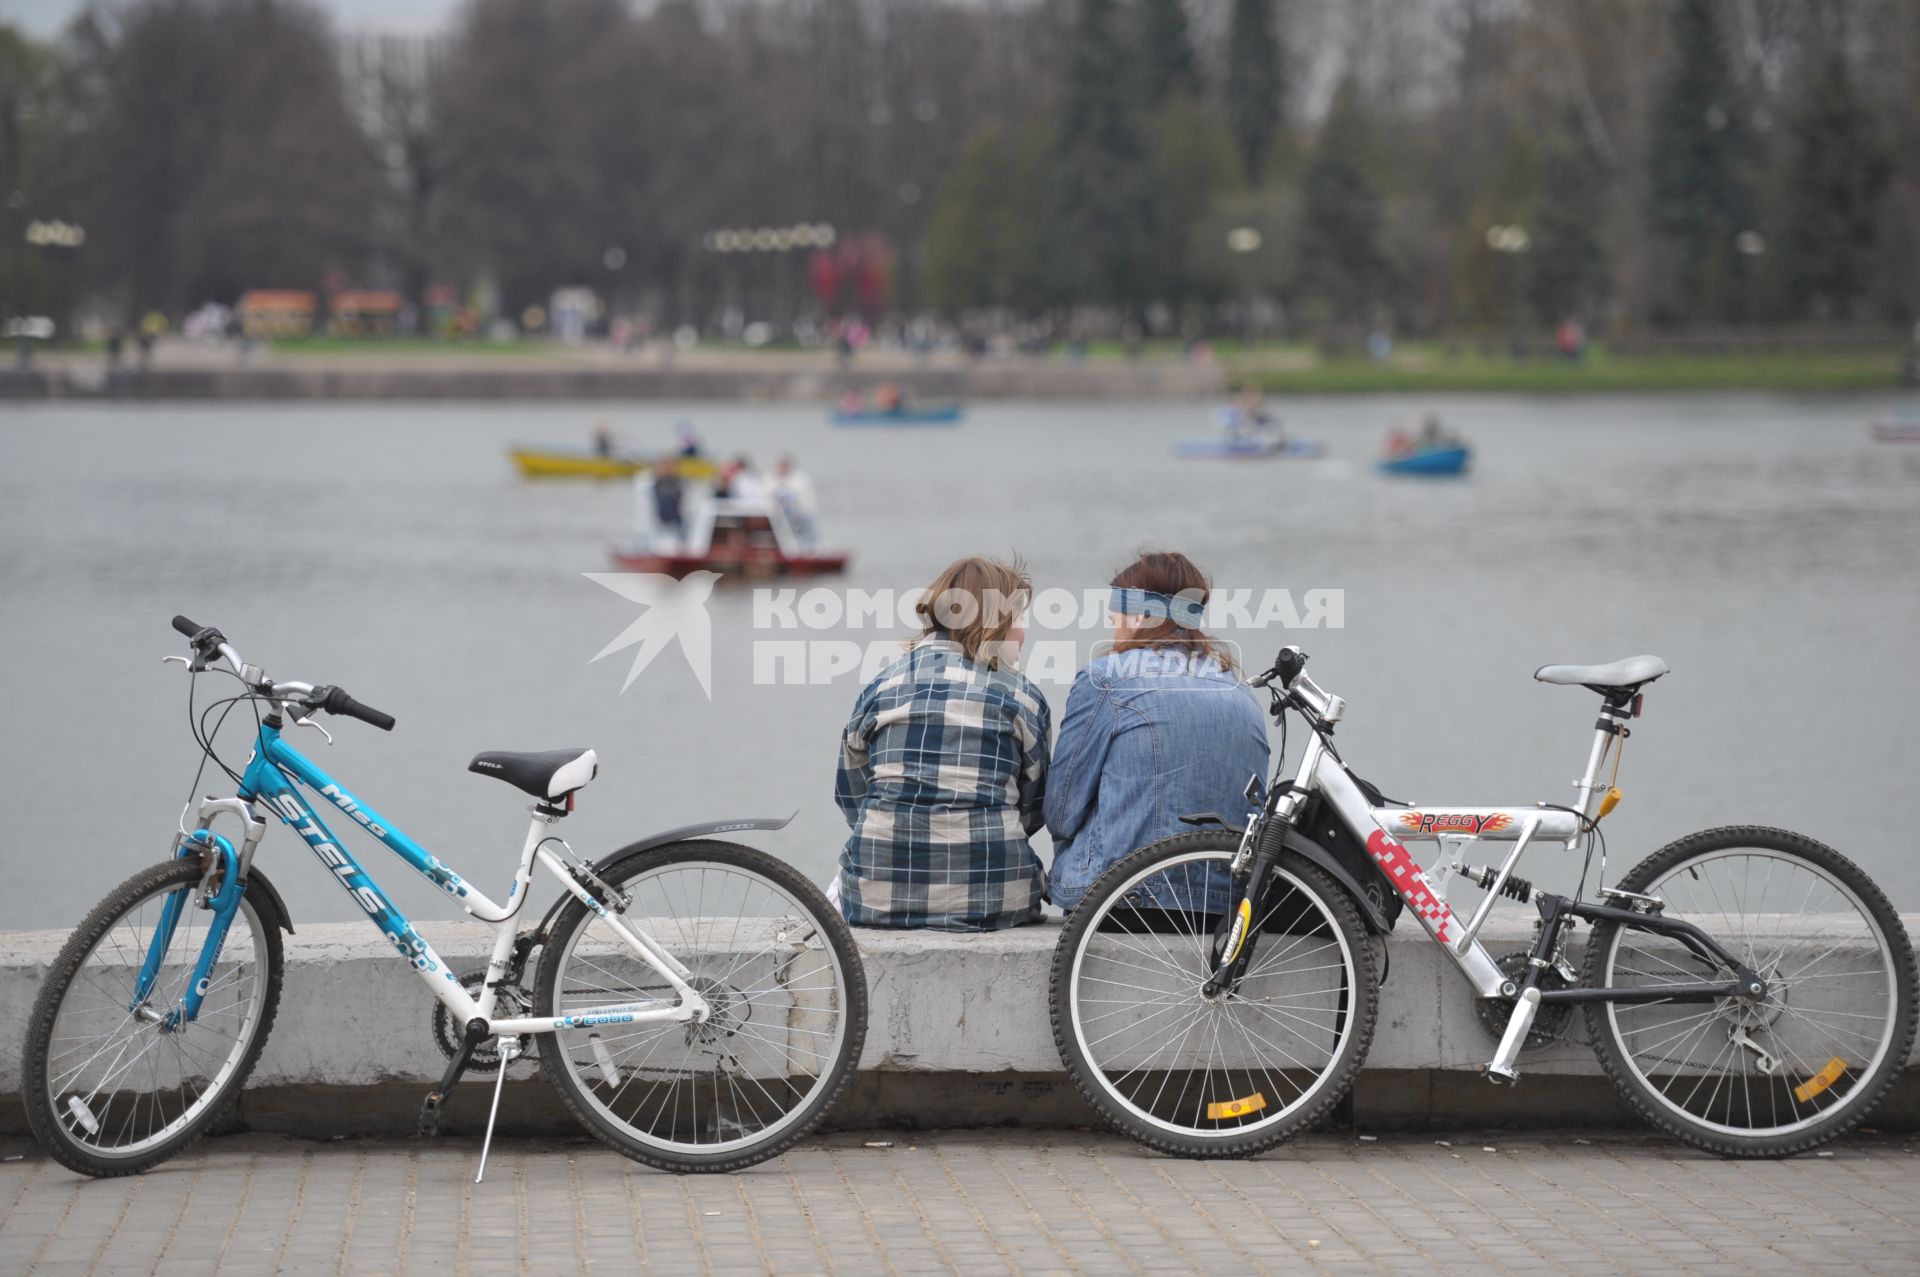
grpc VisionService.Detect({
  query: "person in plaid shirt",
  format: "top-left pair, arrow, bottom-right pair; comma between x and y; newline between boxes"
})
834,556 -> 1052,930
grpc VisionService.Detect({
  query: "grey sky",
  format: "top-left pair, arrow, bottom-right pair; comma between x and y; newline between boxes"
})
5,0 -> 459,38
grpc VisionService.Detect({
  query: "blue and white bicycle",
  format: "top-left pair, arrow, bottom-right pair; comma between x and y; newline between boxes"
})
22,617 -> 867,1178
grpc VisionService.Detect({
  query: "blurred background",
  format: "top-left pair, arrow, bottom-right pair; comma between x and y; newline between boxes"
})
0,0 -> 1916,930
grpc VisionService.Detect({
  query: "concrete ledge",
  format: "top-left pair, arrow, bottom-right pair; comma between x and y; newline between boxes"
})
0,361 -> 1222,402
3,917 -> 1914,1135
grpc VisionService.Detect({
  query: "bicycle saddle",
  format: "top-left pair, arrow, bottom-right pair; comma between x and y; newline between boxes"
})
468,748 -> 599,799
1533,655 -> 1669,691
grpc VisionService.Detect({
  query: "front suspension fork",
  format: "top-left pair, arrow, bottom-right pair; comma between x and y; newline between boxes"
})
1202,817 -> 1289,997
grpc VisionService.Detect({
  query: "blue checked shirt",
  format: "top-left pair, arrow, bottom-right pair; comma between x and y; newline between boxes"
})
835,634 -> 1052,930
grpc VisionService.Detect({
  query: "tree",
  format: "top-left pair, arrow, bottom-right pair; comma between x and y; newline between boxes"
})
67,0 -> 378,314
923,121 -> 1059,315
1646,0 -> 1751,323
0,25 -> 79,324
1139,0 -> 1199,104
1146,95 -> 1242,305
1778,53 -> 1891,320
1293,78 -> 1386,326
1053,0 -> 1158,310
1224,0 -> 1282,185
1528,121 -> 1612,322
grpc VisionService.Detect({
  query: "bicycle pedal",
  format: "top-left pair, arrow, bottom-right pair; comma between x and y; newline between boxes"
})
418,1090 -> 446,1138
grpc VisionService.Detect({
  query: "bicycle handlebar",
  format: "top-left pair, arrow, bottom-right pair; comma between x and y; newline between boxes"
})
317,686 -> 396,732
170,615 -> 396,732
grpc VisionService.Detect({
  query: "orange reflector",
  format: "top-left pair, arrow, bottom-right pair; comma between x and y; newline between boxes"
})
1793,1057 -> 1848,1103
1206,1093 -> 1267,1121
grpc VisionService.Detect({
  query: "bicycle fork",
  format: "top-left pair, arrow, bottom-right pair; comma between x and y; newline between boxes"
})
1203,810 -> 1292,997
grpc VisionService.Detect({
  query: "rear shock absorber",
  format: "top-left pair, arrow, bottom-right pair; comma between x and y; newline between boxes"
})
1463,864 -> 1536,902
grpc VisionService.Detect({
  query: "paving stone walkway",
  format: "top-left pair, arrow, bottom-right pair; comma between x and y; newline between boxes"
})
2,1127 -> 1915,1275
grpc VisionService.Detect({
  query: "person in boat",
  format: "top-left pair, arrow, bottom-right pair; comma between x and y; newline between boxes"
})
674,420 -> 703,459
724,454 -> 765,502
1045,551 -> 1267,915
1222,384 -> 1280,443
648,457 -> 684,547
773,455 -> 817,549
591,420 -> 616,458
834,555 -> 1051,931
872,382 -> 904,414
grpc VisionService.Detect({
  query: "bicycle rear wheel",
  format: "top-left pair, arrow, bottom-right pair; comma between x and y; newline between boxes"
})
23,859 -> 283,1177
1051,834 -> 1377,1158
1586,826 -> 1917,1156
535,840 -> 867,1172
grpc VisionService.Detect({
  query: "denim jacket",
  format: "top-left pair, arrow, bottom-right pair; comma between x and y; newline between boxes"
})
1044,648 -> 1269,912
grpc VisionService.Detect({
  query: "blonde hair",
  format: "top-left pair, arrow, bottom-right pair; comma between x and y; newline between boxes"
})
912,555 -> 1031,668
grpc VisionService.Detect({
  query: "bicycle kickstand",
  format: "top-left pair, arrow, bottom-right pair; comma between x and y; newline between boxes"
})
474,1037 -> 518,1185
419,1020 -> 487,1138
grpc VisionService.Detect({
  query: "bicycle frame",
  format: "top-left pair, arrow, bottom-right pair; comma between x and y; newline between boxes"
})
1257,684 -> 1759,1012
156,717 -> 710,1038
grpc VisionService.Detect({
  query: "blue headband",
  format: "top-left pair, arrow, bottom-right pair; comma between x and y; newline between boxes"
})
1110,587 -> 1207,630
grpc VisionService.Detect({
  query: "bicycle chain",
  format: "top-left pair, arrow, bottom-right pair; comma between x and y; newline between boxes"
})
431,969 -> 534,1072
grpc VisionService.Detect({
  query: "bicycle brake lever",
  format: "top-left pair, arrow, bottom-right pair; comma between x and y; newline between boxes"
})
163,654 -> 190,668
286,703 -> 333,745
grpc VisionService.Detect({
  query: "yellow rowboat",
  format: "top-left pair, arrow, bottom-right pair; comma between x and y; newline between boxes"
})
509,448 -> 718,480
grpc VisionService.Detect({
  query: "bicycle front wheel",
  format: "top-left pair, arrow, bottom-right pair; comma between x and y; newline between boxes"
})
1586,826 -> 1917,1157
1051,834 -> 1377,1158
23,858 -> 283,1177
535,840 -> 867,1172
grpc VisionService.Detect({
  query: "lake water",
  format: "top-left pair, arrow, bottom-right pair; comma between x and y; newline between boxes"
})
1,394 -> 1917,932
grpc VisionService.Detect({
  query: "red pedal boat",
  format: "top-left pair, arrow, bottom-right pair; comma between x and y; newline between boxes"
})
611,498 -> 850,579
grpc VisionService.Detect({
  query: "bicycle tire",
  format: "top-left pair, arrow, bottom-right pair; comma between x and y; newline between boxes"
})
1585,825 -> 1917,1157
1050,833 -> 1377,1158
535,839 -> 867,1172
23,859 -> 284,1177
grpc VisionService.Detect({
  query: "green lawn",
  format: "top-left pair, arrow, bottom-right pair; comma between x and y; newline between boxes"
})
1222,343 -> 1907,393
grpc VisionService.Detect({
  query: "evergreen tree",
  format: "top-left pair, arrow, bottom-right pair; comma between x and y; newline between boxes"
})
1054,0 -> 1158,310
924,121 -> 1059,315
1294,78 -> 1385,325
1528,122 -> 1612,322
1146,95 -> 1243,304
1224,0 -> 1282,185
1646,0 -> 1750,323
1139,0 -> 1199,105
1779,53 -> 1891,320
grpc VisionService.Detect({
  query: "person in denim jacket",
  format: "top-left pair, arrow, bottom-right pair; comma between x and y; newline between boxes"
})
1045,551 -> 1268,913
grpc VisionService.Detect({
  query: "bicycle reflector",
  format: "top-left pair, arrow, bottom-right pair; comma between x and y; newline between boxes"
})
1631,693 -> 1645,717
1793,1057 -> 1848,1103
1206,1093 -> 1267,1121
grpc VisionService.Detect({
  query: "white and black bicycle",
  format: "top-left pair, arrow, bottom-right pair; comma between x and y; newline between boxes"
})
1051,646 -> 1916,1158
22,618 -> 867,1178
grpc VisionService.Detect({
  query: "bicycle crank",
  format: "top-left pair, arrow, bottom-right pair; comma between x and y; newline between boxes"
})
1472,951 -> 1575,1050
432,969 -> 533,1071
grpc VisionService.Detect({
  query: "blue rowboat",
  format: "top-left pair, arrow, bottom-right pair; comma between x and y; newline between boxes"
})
1378,445 -> 1471,476
829,403 -> 966,425
1176,436 -> 1324,460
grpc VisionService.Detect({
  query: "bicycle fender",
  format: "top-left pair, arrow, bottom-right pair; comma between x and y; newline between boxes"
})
1174,813 -> 1395,936
1281,827 -> 1395,936
241,865 -> 297,935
